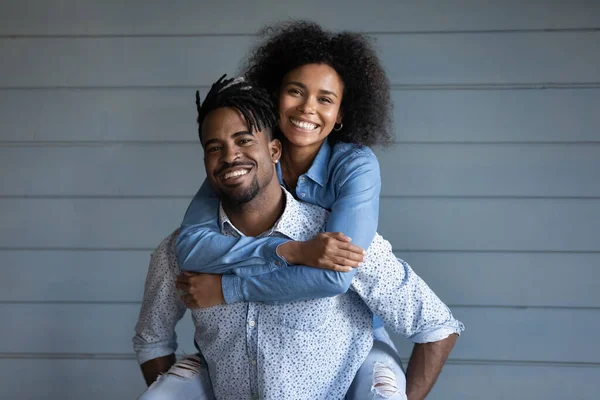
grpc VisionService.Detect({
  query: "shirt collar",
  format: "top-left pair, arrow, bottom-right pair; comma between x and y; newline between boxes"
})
218,203 -> 244,237
218,187 -> 309,241
304,139 -> 331,187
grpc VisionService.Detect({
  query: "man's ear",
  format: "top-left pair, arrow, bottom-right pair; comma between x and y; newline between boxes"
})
270,138 -> 282,164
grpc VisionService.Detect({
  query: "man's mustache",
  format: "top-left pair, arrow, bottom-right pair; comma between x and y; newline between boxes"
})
215,161 -> 256,176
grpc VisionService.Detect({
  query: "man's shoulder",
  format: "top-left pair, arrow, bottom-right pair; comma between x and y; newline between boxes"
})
297,201 -> 329,231
295,197 -> 328,218
280,190 -> 329,240
151,228 -> 181,260
368,232 -> 394,254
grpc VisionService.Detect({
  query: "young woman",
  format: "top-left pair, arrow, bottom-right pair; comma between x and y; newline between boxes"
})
176,21 -> 405,399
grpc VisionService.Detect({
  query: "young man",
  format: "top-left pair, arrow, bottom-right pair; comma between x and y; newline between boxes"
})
133,77 -> 463,400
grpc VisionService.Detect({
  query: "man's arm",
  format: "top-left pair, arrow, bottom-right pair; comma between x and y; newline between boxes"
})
177,180 -> 289,273
178,181 -> 364,275
405,334 -> 458,400
140,354 -> 177,386
349,235 -> 464,396
133,231 -> 187,383
350,236 -> 464,341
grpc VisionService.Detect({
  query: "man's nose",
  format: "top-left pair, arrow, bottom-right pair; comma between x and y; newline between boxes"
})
221,145 -> 241,163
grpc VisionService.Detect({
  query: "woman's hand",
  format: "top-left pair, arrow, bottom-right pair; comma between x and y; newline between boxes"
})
277,232 -> 366,272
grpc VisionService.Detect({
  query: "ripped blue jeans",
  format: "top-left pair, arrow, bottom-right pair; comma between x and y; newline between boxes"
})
345,327 -> 407,400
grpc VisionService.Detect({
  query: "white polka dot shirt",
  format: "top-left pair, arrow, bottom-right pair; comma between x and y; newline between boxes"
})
134,189 -> 464,399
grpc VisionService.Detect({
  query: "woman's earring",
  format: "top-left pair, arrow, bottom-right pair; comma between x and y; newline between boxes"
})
333,123 -> 343,131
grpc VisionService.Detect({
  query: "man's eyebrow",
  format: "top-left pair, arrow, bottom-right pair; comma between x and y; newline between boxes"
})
286,81 -> 339,98
203,138 -> 221,147
231,130 -> 255,139
203,130 -> 255,147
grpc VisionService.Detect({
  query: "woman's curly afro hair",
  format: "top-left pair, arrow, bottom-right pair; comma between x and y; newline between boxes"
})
241,20 -> 393,147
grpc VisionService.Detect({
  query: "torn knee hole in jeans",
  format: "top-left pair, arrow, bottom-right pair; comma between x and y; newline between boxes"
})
166,354 -> 204,379
372,362 -> 399,398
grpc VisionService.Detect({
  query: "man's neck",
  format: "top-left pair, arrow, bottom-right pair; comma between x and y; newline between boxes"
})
222,180 -> 285,237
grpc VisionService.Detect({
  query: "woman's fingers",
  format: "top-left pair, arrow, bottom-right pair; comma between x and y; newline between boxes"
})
329,232 -> 352,242
326,263 -> 354,272
329,255 -> 360,268
323,232 -> 364,255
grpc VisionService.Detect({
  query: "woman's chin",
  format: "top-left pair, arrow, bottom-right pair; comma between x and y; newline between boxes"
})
282,131 -> 328,149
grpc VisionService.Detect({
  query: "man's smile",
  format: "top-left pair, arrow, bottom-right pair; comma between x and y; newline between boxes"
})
221,168 -> 251,180
216,165 -> 255,185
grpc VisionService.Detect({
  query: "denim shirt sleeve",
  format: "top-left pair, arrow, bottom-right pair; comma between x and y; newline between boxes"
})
176,179 -> 289,274
222,150 -> 381,304
327,150 -> 381,251
177,181 -> 348,305
222,264 -> 356,304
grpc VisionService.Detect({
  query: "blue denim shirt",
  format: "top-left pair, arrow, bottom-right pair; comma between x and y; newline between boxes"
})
177,140 -> 384,327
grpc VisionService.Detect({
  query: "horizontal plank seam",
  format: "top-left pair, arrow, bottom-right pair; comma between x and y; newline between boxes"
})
2,141 -> 600,147
0,27 -> 599,38
1,195 -> 600,200
0,353 -> 598,368
2,83 -> 600,91
379,195 -> 600,200
395,250 -> 600,254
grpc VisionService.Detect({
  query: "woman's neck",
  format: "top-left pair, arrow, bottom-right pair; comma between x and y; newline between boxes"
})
280,140 -> 322,190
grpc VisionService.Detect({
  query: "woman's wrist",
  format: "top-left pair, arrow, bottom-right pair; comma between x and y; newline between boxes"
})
276,241 -> 303,265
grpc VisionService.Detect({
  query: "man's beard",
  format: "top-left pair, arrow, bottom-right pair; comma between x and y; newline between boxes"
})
221,175 -> 260,205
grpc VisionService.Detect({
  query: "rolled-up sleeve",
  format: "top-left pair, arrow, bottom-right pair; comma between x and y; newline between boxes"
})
350,234 -> 465,343
133,230 -> 187,364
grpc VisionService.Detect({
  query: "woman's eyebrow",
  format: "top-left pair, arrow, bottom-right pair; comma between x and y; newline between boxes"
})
286,81 -> 338,98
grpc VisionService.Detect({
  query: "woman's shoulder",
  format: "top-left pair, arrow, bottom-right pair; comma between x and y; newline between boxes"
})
330,142 -> 379,170
328,142 -> 380,187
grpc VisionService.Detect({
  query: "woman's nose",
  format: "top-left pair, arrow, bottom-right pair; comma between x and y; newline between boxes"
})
297,97 -> 316,114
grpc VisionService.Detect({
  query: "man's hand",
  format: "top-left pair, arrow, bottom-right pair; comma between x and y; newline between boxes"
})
176,272 -> 225,308
277,232 -> 366,272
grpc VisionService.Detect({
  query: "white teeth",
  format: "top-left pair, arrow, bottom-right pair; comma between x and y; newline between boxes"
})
290,118 -> 317,130
223,169 -> 249,180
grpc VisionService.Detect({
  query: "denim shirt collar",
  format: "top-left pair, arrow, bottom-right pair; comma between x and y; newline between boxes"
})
276,139 -> 331,188
304,139 -> 331,187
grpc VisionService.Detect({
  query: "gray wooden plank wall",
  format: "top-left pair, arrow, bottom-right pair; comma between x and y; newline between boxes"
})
1,1 -> 599,399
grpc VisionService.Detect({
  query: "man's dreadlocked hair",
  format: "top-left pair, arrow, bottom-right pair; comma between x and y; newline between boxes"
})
196,74 -> 278,145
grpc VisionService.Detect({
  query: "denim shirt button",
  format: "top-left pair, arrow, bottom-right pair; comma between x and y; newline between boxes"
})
300,193 -> 306,198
